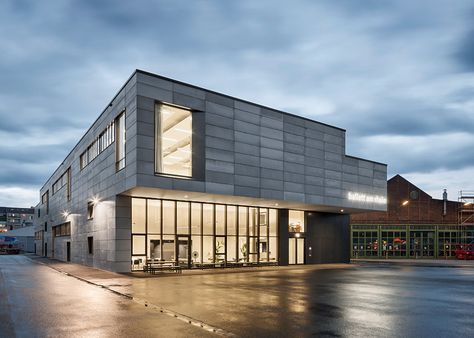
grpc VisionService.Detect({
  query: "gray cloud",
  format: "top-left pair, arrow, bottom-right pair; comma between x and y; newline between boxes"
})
1,0 -> 474,206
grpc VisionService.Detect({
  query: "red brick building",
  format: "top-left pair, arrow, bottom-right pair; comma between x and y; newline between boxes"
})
350,175 -> 470,259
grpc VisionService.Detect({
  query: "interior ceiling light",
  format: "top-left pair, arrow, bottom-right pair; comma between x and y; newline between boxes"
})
402,200 -> 409,206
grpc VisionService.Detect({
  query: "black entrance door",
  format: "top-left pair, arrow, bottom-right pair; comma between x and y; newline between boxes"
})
66,242 -> 71,262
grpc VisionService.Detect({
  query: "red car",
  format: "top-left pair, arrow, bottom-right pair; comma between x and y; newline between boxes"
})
454,242 -> 474,260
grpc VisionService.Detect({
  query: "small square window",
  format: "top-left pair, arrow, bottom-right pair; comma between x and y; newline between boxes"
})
87,202 -> 94,220
88,236 -> 93,255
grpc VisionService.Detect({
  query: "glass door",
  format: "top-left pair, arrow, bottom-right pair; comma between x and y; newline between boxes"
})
162,238 -> 175,262
289,237 -> 305,265
177,236 -> 190,268
215,236 -> 226,265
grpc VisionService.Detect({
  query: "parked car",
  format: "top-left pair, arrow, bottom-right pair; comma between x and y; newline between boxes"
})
0,235 -> 20,254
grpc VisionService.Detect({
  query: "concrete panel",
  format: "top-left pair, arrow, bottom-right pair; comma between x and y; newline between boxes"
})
206,112 -> 234,129
234,131 -> 259,145
323,133 -> 344,145
260,127 -> 283,140
235,142 -> 260,157
325,179 -> 342,188
206,170 -> 235,185
305,176 -> 324,186
206,182 -> 234,195
235,164 -> 260,177
234,185 -> 260,197
171,179 -> 205,192
261,158 -> 283,170
325,152 -> 342,162
206,101 -> 234,118
234,100 -> 261,114
284,142 -> 305,154
305,184 -> 324,195
205,147 -> 234,162
261,137 -> 283,150
358,167 -> 374,178
235,153 -> 260,167
261,147 -> 284,160
284,152 -> 305,164
284,181 -> 305,192
136,82 -> 173,102
205,92 -> 234,107
261,116 -> 283,130
206,159 -> 234,174
283,123 -> 305,136
284,132 -> 304,145
284,172 -> 305,183
261,107 -> 283,121
173,83 -> 205,99
235,175 -> 260,187
173,92 -> 205,111
234,120 -> 260,135
234,109 -> 260,125
325,170 -> 342,180
261,178 -> 284,190
283,162 -> 305,174
261,168 -> 284,181
260,189 -> 284,200
284,192 -> 305,202
206,136 -> 234,152
136,72 -> 173,91
283,114 -> 305,127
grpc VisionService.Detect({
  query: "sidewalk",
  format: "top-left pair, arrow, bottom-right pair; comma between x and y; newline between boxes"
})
352,258 -> 474,268
25,253 -> 352,288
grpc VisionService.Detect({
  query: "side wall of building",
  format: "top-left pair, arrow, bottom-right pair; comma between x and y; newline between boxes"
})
35,74 -> 138,272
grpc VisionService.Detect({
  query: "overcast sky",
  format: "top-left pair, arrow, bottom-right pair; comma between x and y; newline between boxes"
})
1,0 -> 474,207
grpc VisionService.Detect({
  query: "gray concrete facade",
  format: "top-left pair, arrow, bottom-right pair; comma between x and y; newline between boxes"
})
35,69 -> 387,272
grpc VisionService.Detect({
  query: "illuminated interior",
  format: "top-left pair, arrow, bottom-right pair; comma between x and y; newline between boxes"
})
156,103 -> 192,177
289,210 -> 305,233
131,198 -> 278,270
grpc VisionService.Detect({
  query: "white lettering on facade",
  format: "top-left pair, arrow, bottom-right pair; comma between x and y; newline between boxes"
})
348,192 -> 387,204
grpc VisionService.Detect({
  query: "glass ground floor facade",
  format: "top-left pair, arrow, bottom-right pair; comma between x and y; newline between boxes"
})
131,198 -> 283,271
351,224 -> 474,259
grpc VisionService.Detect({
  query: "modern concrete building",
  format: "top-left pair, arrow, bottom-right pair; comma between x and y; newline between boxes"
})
35,70 -> 387,272
0,207 -> 34,232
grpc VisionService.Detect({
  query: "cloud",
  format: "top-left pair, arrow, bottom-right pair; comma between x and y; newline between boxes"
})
0,0 -> 474,207
403,166 -> 474,201
0,186 -> 38,208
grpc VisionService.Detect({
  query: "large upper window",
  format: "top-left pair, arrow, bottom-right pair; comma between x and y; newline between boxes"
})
156,103 -> 192,177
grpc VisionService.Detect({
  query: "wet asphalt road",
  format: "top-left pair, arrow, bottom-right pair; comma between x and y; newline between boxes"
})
1,256 -> 474,338
0,255 -> 215,338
